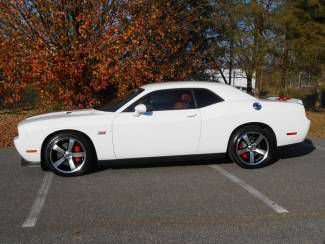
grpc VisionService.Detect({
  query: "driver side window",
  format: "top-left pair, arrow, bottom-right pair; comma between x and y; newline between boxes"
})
124,89 -> 195,112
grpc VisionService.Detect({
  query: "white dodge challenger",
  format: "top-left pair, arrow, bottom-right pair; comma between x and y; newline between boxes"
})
14,82 -> 310,176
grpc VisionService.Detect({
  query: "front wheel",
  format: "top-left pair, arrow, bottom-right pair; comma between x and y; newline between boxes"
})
44,132 -> 95,176
228,126 -> 276,169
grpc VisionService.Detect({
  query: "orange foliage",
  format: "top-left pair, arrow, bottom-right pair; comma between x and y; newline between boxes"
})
0,0 -> 205,109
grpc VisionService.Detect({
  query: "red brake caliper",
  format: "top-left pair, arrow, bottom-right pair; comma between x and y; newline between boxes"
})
73,144 -> 82,164
238,143 -> 249,159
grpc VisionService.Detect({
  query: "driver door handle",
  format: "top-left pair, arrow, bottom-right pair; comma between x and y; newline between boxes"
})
186,114 -> 197,118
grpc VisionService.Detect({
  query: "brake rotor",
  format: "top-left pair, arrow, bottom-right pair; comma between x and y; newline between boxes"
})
238,142 -> 249,159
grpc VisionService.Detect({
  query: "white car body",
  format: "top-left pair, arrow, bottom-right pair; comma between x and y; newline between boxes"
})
14,81 -> 310,163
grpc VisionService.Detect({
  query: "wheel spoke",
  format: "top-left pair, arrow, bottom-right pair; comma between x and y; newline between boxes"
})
67,139 -> 75,152
68,158 -> 76,170
53,157 -> 66,167
71,152 -> 85,158
50,137 -> 86,173
237,148 -> 248,155
235,131 -> 270,166
255,148 -> 266,155
254,135 -> 264,146
52,144 -> 65,155
242,134 -> 251,146
249,152 -> 255,164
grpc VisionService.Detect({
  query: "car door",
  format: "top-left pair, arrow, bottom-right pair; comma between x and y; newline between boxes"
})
112,88 -> 201,159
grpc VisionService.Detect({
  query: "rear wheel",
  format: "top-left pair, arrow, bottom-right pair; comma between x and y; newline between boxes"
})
228,126 -> 276,169
44,132 -> 95,176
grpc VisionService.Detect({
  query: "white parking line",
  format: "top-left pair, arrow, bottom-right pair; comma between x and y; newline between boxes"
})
22,172 -> 54,228
209,165 -> 289,214
314,145 -> 325,151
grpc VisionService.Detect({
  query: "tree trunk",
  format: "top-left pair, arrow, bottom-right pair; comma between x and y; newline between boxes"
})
228,39 -> 234,86
255,66 -> 262,97
217,67 -> 228,84
280,38 -> 289,96
247,73 -> 253,95
253,6 -> 264,98
315,80 -> 322,111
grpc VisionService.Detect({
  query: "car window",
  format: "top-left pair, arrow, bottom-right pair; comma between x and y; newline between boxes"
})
124,89 -> 195,112
193,88 -> 223,108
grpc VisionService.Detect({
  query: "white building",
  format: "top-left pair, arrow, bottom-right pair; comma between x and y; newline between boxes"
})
206,69 -> 256,91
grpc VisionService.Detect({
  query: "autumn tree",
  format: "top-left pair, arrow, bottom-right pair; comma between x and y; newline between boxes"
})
0,0 -> 208,109
1,0 -> 323,108
234,0 -> 278,95
274,0 -> 325,94
205,0 -> 242,85
206,0 -> 278,95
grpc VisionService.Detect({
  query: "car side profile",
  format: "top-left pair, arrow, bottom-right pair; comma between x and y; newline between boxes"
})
14,81 -> 310,176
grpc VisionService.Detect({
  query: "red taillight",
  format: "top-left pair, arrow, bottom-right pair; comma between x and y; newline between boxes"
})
286,132 -> 297,136
278,96 -> 290,101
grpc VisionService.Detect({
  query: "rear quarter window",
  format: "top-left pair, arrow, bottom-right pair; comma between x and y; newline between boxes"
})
193,88 -> 223,108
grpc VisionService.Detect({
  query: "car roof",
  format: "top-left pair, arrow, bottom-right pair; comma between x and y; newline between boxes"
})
141,81 -> 255,101
141,81 -> 231,90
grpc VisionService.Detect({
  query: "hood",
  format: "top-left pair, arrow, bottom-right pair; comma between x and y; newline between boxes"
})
19,109 -> 108,127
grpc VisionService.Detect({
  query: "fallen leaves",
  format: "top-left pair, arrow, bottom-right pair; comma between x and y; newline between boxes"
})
0,109 -> 41,148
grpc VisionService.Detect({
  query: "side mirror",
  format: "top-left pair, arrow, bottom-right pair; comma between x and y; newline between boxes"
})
133,104 -> 147,117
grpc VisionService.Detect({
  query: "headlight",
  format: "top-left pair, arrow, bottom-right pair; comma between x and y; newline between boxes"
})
15,121 -> 24,138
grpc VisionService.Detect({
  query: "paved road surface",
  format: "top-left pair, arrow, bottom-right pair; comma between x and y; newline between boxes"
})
0,139 -> 324,243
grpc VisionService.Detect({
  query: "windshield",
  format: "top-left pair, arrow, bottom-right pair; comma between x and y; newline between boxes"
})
95,88 -> 144,112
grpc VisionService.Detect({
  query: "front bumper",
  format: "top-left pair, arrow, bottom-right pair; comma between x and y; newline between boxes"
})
20,157 -> 40,167
14,136 -> 41,163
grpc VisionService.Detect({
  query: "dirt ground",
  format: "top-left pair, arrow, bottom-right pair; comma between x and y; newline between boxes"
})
0,109 -> 41,148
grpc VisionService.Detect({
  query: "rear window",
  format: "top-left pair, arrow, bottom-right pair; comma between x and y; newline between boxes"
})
193,88 -> 223,108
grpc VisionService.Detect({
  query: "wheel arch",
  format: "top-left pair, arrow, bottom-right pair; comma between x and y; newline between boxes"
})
227,122 -> 277,152
41,129 -> 98,165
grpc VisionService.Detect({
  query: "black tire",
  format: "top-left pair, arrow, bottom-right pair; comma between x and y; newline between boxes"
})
44,132 -> 95,176
228,125 -> 276,169
40,160 -> 50,171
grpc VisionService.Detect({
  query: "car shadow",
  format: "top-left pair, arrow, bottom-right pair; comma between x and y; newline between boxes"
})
277,139 -> 315,159
89,154 -> 232,175
88,139 -> 316,175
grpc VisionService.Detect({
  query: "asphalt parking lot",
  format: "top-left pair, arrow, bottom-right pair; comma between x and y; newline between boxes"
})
0,139 -> 325,243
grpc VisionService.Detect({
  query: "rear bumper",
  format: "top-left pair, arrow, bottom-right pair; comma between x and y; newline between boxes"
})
277,117 -> 310,147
